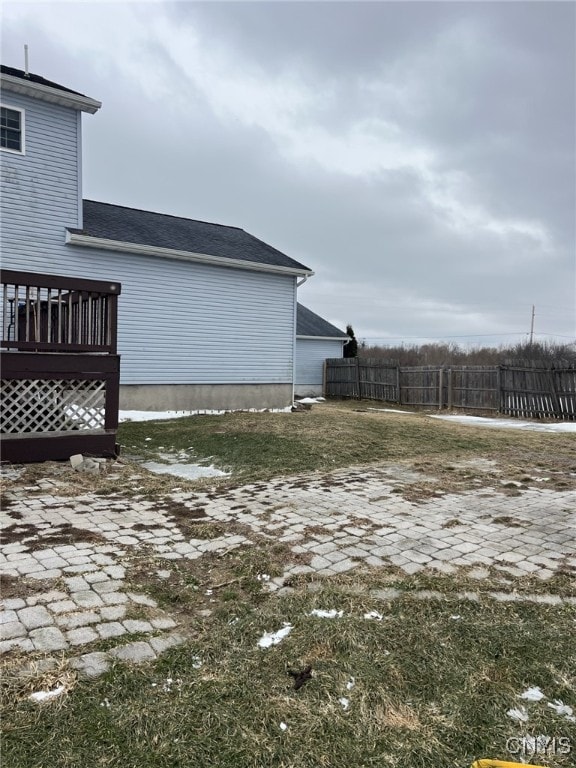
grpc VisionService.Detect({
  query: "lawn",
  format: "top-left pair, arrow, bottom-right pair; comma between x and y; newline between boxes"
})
3,569 -> 575,767
2,401 -> 575,767
116,400 -> 576,487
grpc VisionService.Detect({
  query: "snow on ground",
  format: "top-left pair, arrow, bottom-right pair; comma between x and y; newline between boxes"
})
431,414 -> 576,433
309,609 -> 344,619
367,408 -> 415,414
507,706 -> 529,722
520,686 -> 546,702
141,462 -> 229,480
547,700 -> 575,721
29,685 -> 66,703
120,407 -> 292,422
119,406 -> 576,433
257,623 -> 293,649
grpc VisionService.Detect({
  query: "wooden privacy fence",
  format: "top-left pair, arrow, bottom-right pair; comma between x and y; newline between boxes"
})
1,269 -> 121,463
324,358 -> 576,420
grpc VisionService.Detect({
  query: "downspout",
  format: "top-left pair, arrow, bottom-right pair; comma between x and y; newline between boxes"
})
76,111 -> 83,228
292,274 -> 309,404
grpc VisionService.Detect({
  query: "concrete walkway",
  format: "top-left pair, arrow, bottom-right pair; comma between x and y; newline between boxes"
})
2,459 -> 575,672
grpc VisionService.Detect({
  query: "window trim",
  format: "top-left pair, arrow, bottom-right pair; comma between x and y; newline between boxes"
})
0,103 -> 25,155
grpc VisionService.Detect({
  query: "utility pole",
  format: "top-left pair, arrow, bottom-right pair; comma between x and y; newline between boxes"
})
529,305 -> 535,345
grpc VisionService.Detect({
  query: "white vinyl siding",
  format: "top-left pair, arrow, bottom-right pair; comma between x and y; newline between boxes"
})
0,87 -> 298,387
296,338 -> 344,388
0,90 -> 80,259
3,238 -> 297,384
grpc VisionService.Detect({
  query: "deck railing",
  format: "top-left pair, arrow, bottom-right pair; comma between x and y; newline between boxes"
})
1,269 -> 120,353
1,269 -> 121,462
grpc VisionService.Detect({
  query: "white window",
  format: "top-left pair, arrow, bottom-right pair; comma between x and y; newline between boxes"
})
1,105 -> 24,153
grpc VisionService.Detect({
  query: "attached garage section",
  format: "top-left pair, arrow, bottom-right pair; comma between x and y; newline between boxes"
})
295,304 -> 347,397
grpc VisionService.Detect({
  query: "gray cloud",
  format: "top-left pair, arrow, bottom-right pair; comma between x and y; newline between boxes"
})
2,1 -> 574,345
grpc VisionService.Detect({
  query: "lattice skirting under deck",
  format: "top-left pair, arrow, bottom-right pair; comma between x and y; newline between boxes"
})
1,378 -> 106,434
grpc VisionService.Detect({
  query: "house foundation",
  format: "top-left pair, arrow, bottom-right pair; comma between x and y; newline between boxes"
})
119,383 -> 293,412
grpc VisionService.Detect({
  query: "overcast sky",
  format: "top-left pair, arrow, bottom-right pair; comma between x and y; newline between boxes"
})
2,1 -> 575,347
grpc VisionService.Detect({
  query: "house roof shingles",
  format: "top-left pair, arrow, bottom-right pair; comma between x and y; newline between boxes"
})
297,303 -> 346,338
0,65 -> 87,97
76,200 -> 312,273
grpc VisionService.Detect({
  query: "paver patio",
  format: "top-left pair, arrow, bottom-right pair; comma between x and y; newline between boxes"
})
1,459 -> 575,671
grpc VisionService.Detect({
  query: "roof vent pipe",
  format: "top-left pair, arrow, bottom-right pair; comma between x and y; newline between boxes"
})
24,44 -> 30,77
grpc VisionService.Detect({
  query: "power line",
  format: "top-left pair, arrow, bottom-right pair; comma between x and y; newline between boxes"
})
361,332 -> 575,342
361,332 -> 529,341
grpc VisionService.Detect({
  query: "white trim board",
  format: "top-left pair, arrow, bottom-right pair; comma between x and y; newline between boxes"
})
0,73 -> 101,114
66,231 -> 315,278
297,335 -> 348,341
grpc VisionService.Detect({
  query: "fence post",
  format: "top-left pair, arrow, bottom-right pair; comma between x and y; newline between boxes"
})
396,365 -> 401,404
496,365 -> 502,414
322,360 -> 327,397
547,367 -> 561,418
438,367 -> 444,410
447,368 -> 453,410
356,357 -> 362,399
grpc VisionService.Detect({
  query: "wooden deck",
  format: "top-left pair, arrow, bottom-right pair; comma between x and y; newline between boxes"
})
1,269 -> 121,463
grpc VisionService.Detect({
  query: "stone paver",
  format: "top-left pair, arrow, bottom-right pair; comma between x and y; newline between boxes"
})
109,641 -> 156,663
1,457 -> 575,673
29,626 -> 68,651
18,606 -> 53,630
71,651 -> 111,678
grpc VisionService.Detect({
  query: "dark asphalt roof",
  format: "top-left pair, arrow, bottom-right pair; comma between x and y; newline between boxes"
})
73,200 -> 311,272
297,303 -> 347,338
1,65 -> 87,97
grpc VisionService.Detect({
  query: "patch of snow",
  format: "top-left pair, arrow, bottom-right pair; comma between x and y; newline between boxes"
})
430,414 -> 576,433
363,611 -> 383,620
29,685 -> 65,702
100,698 -> 111,708
309,609 -> 344,619
162,677 -> 182,692
547,700 -> 575,721
346,677 -> 356,690
338,697 -> 350,710
191,656 -> 203,669
120,407 -> 292,422
507,706 -> 529,722
257,574 -> 271,582
519,686 -> 546,702
257,623 -> 293,649
279,722 -> 288,731
367,408 -> 415,414
450,615 -> 461,620
141,462 -> 229,480
297,397 -> 325,404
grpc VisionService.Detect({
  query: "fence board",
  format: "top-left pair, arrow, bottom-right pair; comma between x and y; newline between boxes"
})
324,358 -> 575,420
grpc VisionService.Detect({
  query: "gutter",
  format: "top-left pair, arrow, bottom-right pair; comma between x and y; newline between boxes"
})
66,231 -> 315,278
297,335 -> 349,341
0,73 -> 101,114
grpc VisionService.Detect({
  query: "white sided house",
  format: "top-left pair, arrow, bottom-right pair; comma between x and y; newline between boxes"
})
0,64 -> 316,411
295,304 -> 347,397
